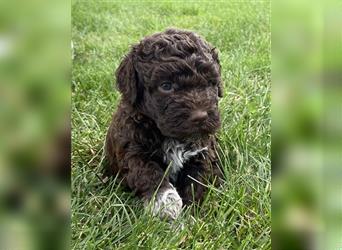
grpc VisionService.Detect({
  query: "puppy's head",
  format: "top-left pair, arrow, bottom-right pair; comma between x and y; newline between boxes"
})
116,28 -> 223,139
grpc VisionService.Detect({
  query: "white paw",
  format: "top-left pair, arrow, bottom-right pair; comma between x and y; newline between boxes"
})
146,185 -> 183,220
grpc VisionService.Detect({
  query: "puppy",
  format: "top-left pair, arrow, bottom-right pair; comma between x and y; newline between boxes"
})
105,28 -> 223,220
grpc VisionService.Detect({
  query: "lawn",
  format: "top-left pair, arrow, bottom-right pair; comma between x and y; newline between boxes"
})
71,0 -> 271,249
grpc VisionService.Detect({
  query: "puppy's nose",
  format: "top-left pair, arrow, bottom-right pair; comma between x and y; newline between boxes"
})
190,110 -> 208,123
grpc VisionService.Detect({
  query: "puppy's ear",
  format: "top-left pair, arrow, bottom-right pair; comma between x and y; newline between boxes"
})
115,49 -> 142,105
211,48 -> 223,98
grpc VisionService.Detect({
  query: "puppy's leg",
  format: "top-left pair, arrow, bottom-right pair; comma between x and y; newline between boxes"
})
176,161 -> 222,206
146,184 -> 183,220
176,167 -> 207,206
124,159 -> 183,220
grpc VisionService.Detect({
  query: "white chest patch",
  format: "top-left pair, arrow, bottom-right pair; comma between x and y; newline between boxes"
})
162,139 -> 208,181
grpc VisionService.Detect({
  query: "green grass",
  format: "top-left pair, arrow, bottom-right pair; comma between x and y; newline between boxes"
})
72,0 -> 271,249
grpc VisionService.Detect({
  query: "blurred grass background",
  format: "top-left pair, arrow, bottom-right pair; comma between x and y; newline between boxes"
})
272,1 -> 342,249
0,0 -> 70,250
0,0 -> 340,249
72,0 -> 271,249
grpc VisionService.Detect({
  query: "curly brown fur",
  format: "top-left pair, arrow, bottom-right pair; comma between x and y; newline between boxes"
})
105,28 -> 223,219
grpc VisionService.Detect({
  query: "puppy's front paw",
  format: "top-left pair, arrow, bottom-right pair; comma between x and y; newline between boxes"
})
146,185 -> 183,220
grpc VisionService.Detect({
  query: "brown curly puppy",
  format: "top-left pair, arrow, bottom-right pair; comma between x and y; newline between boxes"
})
105,28 -> 223,220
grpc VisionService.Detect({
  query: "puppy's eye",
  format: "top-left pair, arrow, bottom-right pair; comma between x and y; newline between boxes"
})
159,82 -> 173,92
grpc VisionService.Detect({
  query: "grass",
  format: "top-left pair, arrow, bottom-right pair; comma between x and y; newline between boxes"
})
71,0 -> 271,249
